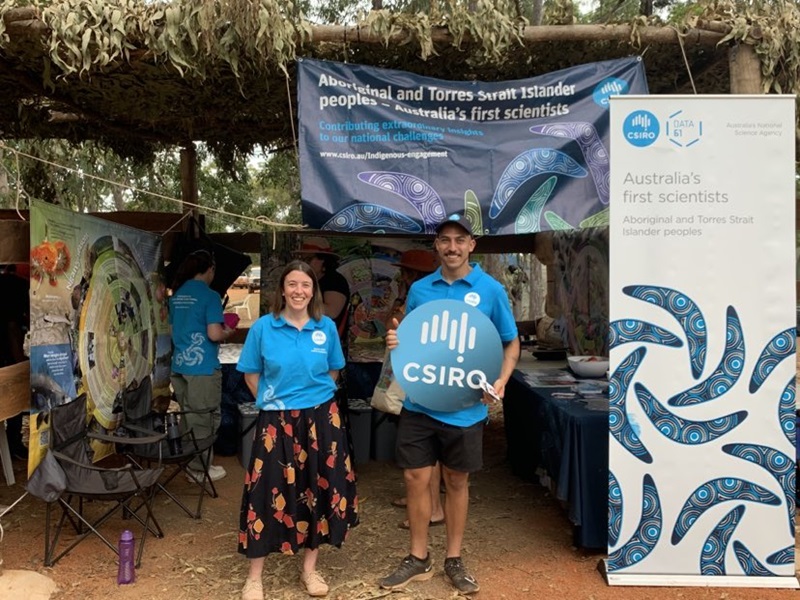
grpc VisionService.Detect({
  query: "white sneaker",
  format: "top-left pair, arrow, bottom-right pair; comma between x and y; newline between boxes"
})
185,464 -> 227,482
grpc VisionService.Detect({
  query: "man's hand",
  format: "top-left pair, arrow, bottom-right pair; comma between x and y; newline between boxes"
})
385,317 -> 400,350
480,379 -> 505,404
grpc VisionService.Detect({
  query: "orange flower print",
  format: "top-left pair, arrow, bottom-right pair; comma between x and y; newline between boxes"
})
264,424 -> 278,452
298,447 -> 308,465
280,541 -> 294,555
272,489 -> 286,512
328,402 -> 341,428
344,455 -> 355,482
325,441 -> 338,469
247,458 -> 263,488
317,518 -> 329,536
309,423 -> 319,451
300,488 -> 316,510
245,504 -> 265,541
281,462 -> 296,485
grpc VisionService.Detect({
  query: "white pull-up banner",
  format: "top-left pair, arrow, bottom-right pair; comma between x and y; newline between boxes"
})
607,95 -> 798,588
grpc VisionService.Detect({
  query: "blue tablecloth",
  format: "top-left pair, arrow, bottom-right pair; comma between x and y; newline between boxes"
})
503,370 -> 608,549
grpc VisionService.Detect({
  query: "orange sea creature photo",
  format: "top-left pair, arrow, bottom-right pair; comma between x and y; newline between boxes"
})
31,239 -> 71,285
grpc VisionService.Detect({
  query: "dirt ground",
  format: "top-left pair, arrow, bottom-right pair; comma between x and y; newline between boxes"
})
1,405 -> 799,600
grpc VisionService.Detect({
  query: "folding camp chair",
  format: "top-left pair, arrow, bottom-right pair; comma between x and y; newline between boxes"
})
118,378 -> 218,519
30,394 -> 165,567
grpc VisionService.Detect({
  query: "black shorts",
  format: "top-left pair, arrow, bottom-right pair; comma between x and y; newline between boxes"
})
395,408 -> 484,473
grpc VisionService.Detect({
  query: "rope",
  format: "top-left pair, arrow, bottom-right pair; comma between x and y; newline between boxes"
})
0,491 -> 30,551
0,142 -> 305,231
161,210 -> 194,235
671,25 -> 698,94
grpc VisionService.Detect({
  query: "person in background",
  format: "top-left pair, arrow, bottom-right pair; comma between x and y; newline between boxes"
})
237,260 -> 358,600
379,215 -> 519,595
384,250 -> 444,531
294,237 -> 349,341
169,249 -> 236,482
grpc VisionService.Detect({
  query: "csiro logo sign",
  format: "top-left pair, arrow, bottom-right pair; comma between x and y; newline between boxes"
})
593,77 -> 630,107
391,299 -> 503,412
623,110 -> 660,147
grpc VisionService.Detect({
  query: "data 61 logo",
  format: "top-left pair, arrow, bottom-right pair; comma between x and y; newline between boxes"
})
391,299 -> 503,412
623,110 -> 660,147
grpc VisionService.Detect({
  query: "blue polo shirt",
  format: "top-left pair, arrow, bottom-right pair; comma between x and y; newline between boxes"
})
402,263 -> 517,427
169,280 -> 224,375
237,314 -> 346,411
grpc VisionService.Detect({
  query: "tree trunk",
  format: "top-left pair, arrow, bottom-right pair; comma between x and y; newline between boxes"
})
310,23 -> 725,47
180,144 -> 198,215
112,186 -> 126,211
531,0 -> 544,26
0,148 -> 9,197
728,43 -> 762,94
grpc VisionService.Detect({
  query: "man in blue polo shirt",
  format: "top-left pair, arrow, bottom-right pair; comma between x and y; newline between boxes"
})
379,214 -> 519,595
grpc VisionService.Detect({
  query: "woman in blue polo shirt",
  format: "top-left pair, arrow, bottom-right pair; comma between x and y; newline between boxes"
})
237,260 -> 358,600
170,249 -> 235,481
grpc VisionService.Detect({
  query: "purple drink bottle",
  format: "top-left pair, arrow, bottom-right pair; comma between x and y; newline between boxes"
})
117,529 -> 135,584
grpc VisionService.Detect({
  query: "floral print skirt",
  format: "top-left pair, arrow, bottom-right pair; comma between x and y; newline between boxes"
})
238,399 -> 359,558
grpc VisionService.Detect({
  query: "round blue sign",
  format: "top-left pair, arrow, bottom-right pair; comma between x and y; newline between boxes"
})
391,299 -> 503,412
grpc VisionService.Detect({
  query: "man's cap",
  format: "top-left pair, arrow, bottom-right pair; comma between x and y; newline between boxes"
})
292,236 -> 339,257
392,249 -> 438,273
434,213 -> 474,236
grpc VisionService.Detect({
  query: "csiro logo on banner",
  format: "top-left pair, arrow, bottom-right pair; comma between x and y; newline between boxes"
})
623,110 -> 660,147
593,78 -> 630,107
391,299 -> 503,412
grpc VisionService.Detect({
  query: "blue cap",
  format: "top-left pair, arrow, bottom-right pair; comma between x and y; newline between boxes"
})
434,213 -> 474,236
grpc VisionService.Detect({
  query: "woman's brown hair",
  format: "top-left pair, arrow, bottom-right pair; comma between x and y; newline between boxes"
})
270,260 -> 324,321
171,249 -> 214,291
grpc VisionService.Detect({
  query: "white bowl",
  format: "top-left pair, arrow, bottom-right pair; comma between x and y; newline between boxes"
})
568,355 -> 609,378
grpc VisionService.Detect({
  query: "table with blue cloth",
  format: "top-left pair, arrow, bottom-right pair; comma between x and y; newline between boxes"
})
503,363 -> 609,549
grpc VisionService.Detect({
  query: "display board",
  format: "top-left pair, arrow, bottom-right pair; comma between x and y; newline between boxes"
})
28,202 -> 171,474
607,96 -> 797,587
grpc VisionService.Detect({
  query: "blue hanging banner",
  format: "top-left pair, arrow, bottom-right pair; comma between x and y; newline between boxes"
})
297,57 -> 648,235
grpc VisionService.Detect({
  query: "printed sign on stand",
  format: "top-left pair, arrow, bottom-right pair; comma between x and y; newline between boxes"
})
607,96 -> 797,588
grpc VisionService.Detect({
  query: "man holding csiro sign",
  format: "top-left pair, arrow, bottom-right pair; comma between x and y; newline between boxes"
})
379,214 -> 519,595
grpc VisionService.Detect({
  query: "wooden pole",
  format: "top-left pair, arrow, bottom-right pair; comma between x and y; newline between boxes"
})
728,43 -> 763,94
310,23 -> 726,47
180,143 -> 198,215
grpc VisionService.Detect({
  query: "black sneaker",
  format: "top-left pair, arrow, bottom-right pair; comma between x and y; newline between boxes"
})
444,557 -> 480,594
379,554 -> 434,589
